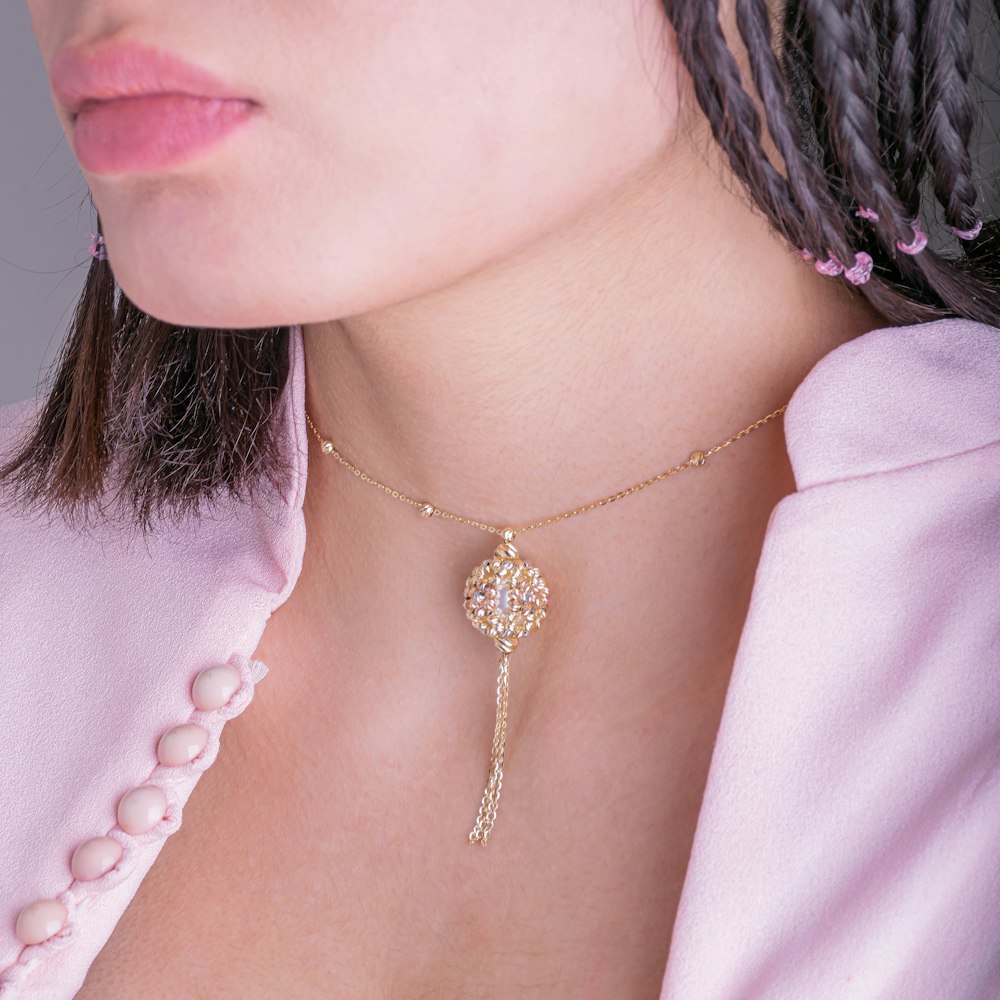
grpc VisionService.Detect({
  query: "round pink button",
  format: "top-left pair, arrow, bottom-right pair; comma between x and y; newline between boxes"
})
157,723 -> 209,766
117,785 -> 168,835
70,836 -> 124,881
191,663 -> 241,711
14,898 -> 68,945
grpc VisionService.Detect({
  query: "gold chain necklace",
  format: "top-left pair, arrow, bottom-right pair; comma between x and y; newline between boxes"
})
303,400 -> 788,845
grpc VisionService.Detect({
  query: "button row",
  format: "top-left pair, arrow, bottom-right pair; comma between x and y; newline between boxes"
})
13,662 -> 242,946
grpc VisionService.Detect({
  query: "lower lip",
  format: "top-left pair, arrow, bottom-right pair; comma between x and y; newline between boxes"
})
72,93 -> 258,174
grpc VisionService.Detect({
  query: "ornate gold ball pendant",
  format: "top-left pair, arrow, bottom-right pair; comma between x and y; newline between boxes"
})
462,528 -> 549,844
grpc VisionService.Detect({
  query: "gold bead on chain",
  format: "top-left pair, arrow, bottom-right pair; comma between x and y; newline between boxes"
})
303,401 -> 788,845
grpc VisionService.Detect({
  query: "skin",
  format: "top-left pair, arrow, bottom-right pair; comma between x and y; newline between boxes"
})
27,1 -> 886,996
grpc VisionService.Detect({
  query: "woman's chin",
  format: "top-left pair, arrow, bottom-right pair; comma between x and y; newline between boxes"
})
111,271 -> 282,330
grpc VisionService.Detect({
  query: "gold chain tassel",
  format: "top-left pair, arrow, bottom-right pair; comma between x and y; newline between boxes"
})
468,650 -> 511,845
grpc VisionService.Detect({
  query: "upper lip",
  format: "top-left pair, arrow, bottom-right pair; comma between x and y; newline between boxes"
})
49,38 -> 254,116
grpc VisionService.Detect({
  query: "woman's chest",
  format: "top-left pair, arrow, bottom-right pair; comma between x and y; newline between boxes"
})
75,624 -> 734,1000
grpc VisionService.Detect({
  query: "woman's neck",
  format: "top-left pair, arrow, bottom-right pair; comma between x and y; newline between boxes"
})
301,140 -> 882,527
293,131 -> 883,708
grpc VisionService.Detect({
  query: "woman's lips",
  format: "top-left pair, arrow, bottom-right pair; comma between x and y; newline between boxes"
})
49,39 -> 259,173
72,92 -> 258,174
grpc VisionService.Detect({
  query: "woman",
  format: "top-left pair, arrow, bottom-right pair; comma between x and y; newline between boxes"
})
1,0 -> 998,996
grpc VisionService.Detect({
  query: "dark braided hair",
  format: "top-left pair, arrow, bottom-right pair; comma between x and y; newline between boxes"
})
2,0 -> 998,533
872,0 -> 923,216
666,0 -> 1000,322
803,0 -> 914,248
921,0 -> 982,235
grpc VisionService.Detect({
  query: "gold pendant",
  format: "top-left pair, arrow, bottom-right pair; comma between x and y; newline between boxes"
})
463,528 -> 549,844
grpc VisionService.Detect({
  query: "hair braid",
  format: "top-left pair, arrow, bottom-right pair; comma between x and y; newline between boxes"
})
920,0 -> 981,234
872,0 -> 925,215
802,0 -> 915,250
666,0 -> 1000,323
733,0 -> 856,266
663,0 -> 866,271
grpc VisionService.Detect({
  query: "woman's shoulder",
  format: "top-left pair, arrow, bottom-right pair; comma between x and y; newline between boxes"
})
665,316 -> 1000,999
0,374 -> 307,995
784,315 -> 1000,492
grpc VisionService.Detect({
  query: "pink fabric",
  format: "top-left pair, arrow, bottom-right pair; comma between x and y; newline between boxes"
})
0,317 -> 998,998
0,328 -> 308,998
660,318 -> 1000,999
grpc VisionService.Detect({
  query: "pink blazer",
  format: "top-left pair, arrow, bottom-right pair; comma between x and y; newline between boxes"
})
1,318 -> 998,999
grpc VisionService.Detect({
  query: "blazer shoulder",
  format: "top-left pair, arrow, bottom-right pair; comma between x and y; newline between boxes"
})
784,316 -> 1000,491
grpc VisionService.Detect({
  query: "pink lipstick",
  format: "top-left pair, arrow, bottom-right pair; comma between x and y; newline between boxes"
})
50,40 -> 259,174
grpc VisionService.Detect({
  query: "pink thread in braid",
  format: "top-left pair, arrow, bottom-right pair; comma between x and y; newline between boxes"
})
798,206 -> 877,284
800,249 -> 872,284
813,253 -> 844,276
896,217 -> 928,255
88,232 -> 108,260
842,251 -> 873,284
951,218 -> 982,240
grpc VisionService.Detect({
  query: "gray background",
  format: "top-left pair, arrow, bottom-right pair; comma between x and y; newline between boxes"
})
2,4 -> 998,406
1,3 -> 97,406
